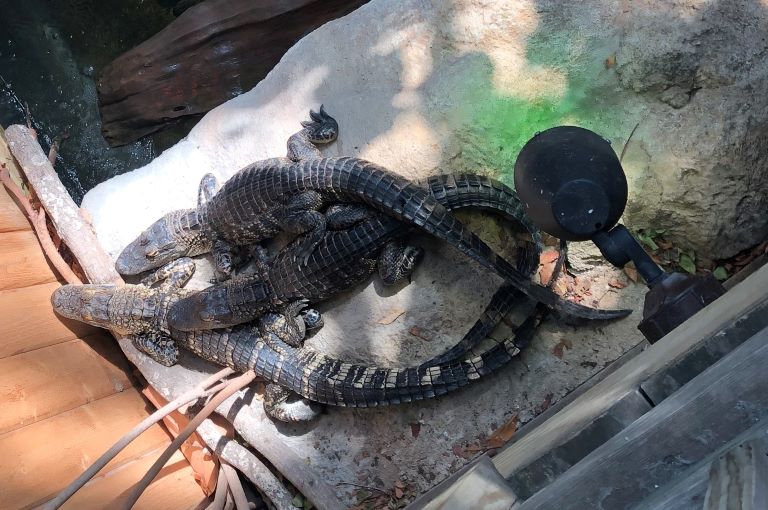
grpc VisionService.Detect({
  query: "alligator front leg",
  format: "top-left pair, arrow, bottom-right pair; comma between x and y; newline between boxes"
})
276,190 -> 326,266
133,331 -> 180,367
212,239 -> 236,281
378,241 -> 425,285
263,383 -> 321,422
286,105 -> 339,162
140,258 -> 196,289
197,173 -> 220,209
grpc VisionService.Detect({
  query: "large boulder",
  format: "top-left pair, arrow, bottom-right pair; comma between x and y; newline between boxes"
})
80,0 -> 764,503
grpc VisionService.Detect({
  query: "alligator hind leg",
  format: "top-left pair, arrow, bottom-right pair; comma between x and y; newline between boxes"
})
325,204 -> 373,230
140,258 -> 196,289
133,332 -> 179,367
286,105 -> 339,162
378,241 -> 425,285
263,384 -> 321,422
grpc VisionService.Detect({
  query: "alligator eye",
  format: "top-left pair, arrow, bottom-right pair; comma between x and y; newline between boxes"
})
82,311 -> 93,322
145,248 -> 159,258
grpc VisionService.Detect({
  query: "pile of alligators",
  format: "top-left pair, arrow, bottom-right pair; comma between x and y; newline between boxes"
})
52,107 -> 630,422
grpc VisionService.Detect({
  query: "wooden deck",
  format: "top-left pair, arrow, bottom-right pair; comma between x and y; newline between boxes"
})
0,184 -> 208,509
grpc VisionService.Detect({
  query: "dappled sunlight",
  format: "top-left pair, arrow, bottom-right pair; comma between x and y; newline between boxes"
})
446,0 -> 568,101
360,110 -> 442,175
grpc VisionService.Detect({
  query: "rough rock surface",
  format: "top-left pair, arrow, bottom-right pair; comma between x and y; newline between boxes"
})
76,0 -> 768,503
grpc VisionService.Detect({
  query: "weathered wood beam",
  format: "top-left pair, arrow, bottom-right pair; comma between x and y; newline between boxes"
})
98,0 -> 368,146
4,125 -> 121,284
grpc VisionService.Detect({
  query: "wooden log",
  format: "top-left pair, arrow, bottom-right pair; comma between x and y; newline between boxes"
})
4,125 -> 121,284
97,0 -> 368,146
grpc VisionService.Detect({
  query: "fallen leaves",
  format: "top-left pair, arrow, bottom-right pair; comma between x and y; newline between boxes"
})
552,338 -> 573,359
348,479 -> 415,510
607,277 -> 627,289
451,414 -> 520,458
623,265 -> 639,283
410,422 -> 421,438
408,326 -> 431,342
485,414 -> 519,449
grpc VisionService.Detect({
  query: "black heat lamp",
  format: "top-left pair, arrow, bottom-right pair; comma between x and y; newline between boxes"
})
514,126 -> 725,343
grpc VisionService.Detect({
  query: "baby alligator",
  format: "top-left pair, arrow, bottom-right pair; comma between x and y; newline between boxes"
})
117,108 -> 630,321
168,172 -> 545,331
51,260 -> 543,421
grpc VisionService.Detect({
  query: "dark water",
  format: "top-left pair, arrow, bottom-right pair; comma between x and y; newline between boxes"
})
0,0 -> 192,203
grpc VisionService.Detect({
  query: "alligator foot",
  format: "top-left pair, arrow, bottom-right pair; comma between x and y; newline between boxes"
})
260,300 -> 317,348
300,308 -> 324,337
286,105 -> 339,162
378,241 -> 424,285
133,332 -> 179,367
140,258 -> 196,289
263,383 -> 321,422
325,203 -> 373,230
212,239 -> 235,281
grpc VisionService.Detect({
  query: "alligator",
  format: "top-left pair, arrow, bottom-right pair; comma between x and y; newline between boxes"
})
52,259 -> 545,421
116,107 -> 630,322
168,172 -> 545,331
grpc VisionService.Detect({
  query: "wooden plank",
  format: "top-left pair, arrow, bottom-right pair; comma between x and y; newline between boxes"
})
0,185 -> 30,233
641,298 -> 768,404
518,325 -> 768,510
704,437 -> 768,510
493,264 -> 768,479
0,282 -> 100,358
0,335 -> 133,434
0,389 -> 171,509
5,125 -> 122,284
0,229 -> 58,290
506,389 -> 652,499
58,446 -> 208,510
633,417 -> 768,510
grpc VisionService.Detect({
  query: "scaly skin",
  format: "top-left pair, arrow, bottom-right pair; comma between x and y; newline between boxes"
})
169,173 -> 545,331
50,262 -> 542,419
117,108 -> 631,322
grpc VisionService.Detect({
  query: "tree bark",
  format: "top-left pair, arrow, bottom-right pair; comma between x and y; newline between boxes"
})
98,0 -> 368,146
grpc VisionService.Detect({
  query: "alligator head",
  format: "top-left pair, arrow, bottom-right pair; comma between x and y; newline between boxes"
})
116,209 -> 209,275
51,284 -> 129,333
168,278 -> 271,331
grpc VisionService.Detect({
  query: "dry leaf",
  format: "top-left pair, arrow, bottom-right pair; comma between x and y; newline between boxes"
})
452,442 -> 483,459
410,422 -> 421,438
394,487 -> 404,499
657,239 -> 673,250
395,480 -> 405,489
535,393 -> 554,414
608,277 -> 627,289
551,338 -> 573,359
377,309 -> 406,325
538,261 -> 556,286
408,326 -> 431,342
604,54 -> 616,68
623,266 -> 639,283
485,414 -> 519,448
540,250 -> 560,264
